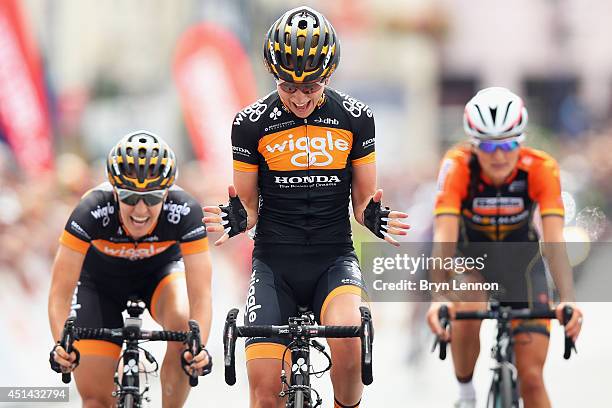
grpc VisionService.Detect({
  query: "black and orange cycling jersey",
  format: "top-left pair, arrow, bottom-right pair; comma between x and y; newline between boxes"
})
434,145 -> 565,242
59,182 -> 208,272
231,87 -> 376,245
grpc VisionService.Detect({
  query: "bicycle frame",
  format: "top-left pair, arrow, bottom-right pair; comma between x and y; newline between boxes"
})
486,307 -> 520,408
282,315 -> 320,407
113,302 -> 147,408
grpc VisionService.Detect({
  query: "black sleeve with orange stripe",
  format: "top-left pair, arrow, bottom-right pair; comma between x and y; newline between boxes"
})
175,192 -> 209,255
529,157 -> 565,217
231,111 -> 260,173
434,149 -> 470,216
59,190 -> 102,254
349,108 -> 376,166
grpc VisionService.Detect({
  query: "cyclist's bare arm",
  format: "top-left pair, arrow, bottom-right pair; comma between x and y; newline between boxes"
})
184,251 -> 213,345
233,170 -> 259,229
183,250 -> 213,370
431,214 -> 459,290
540,216 -> 583,339
540,216 -> 575,302
351,162 -> 377,225
427,215 -> 460,337
352,163 -> 409,245
48,245 -> 84,341
48,245 -> 84,367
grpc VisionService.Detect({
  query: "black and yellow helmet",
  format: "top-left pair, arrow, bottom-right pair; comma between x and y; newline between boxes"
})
263,6 -> 340,83
106,131 -> 177,191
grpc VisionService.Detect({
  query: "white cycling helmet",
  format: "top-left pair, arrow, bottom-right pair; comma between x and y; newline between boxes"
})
463,87 -> 528,140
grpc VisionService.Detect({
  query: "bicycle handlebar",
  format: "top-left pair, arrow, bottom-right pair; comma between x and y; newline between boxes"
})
235,324 -> 360,338
434,305 -> 576,360
223,306 -> 374,386
57,317 -> 196,384
72,327 -> 188,341
454,309 -> 556,320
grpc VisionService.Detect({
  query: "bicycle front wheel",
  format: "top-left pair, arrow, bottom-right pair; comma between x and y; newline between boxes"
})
122,393 -> 134,408
499,364 -> 514,408
294,390 -> 304,408
487,365 -> 515,408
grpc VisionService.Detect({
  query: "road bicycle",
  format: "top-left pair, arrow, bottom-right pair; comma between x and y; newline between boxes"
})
55,298 -> 202,408
434,301 -> 576,408
223,306 -> 374,408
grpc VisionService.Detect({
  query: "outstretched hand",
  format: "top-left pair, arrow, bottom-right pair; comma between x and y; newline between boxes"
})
365,189 -> 410,247
203,185 -> 244,246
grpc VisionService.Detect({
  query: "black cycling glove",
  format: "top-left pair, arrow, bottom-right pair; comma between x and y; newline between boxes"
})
219,196 -> 247,238
363,198 -> 391,239
49,342 -> 80,373
181,346 -> 213,377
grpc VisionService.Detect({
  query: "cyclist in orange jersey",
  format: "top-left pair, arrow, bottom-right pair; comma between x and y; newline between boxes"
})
426,88 -> 583,408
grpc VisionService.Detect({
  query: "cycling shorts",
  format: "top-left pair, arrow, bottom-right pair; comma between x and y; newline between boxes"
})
244,244 -> 367,363
71,260 -> 186,357
456,245 -> 552,336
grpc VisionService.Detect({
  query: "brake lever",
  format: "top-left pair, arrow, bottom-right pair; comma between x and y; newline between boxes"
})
60,317 -> 76,384
186,320 -> 201,386
436,305 -> 450,361
562,305 -> 577,359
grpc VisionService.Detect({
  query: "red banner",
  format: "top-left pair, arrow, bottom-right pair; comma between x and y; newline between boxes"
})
174,23 -> 256,178
0,0 -> 53,175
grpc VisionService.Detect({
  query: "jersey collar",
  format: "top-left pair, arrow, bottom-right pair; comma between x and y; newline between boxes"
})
480,166 -> 519,186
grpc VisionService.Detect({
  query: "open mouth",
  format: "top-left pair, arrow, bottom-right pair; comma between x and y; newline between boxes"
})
130,216 -> 150,226
293,100 -> 311,112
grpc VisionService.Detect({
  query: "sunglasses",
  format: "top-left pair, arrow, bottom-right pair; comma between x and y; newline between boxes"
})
116,188 -> 167,206
474,138 -> 522,153
277,80 -> 325,95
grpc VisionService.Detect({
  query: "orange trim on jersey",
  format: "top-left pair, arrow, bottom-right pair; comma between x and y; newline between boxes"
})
150,271 -> 186,320
245,342 -> 292,366
59,230 -> 90,254
91,240 -> 175,260
258,126 -> 353,171
434,207 -> 461,216
180,237 -> 209,255
351,151 -> 376,166
74,339 -> 122,358
540,209 -> 565,217
320,285 -> 366,323
233,160 -> 258,172
511,318 -> 551,333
